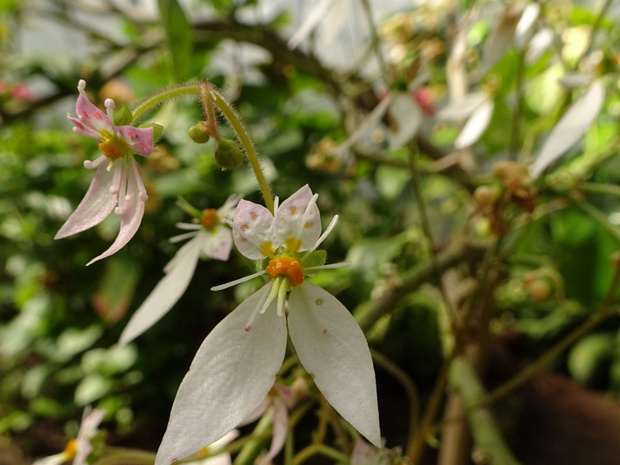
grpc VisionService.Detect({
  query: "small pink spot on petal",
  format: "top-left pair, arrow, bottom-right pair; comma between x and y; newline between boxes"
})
94,113 -> 102,120
322,329 -> 328,334
289,206 -> 297,215
244,326 -> 252,332
240,224 -> 250,231
250,211 -> 258,221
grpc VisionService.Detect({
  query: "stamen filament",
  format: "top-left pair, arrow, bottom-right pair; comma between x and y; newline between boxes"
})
210,270 -> 267,291
302,214 -> 339,260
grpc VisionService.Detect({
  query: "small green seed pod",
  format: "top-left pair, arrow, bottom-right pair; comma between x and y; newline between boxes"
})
188,122 -> 211,144
214,139 -> 244,170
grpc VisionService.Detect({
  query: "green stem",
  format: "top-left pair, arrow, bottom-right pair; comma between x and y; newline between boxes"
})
93,449 -> 156,465
210,89 -> 274,214
131,83 -> 201,122
291,444 -> 349,465
130,82 -> 274,213
571,196 -> 620,243
582,182 -> 620,198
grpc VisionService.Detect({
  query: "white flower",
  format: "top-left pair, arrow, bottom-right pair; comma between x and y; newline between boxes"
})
154,185 -> 380,465
33,407 -> 106,465
119,195 -> 240,345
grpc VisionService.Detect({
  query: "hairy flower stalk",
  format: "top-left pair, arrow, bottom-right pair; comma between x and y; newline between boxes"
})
155,185 -> 381,465
55,80 -> 154,265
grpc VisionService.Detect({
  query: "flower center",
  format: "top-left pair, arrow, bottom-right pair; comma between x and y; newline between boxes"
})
200,208 -> 218,230
266,256 -> 305,287
99,130 -> 130,160
64,438 -> 78,459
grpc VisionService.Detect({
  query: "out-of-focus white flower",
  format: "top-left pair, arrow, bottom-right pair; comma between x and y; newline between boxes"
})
33,407 -> 106,465
154,185 -> 380,465
119,195 -> 240,345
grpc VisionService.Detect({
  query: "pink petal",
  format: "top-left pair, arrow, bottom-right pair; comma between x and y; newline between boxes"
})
233,200 -> 275,259
54,159 -> 118,239
116,125 -> 154,157
87,159 -> 145,265
68,115 -> 101,140
274,185 -> 321,252
200,226 -> 233,261
287,282 -> 381,447
74,93 -> 112,135
257,397 -> 288,465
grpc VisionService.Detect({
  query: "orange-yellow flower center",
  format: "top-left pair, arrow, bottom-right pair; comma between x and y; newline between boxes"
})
64,438 -> 78,459
200,208 -> 218,229
99,131 -> 130,160
266,256 -> 305,287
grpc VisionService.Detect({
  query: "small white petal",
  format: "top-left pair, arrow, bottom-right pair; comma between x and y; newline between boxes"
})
119,235 -> 203,345
274,185 -> 321,252
233,200 -> 275,259
155,285 -> 288,465
201,226 -> 233,261
531,80 -> 605,178
287,282 -> 381,447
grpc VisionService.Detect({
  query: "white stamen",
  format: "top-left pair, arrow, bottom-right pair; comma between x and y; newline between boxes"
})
175,222 -> 202,231
109,161 -> 123,195
114,164 -> 129,215
129,158 -> 148,202
169,231 -> 199,243
273,196 -> 280,214
259,278 -> 281,315
302,214 -> 339,260
104,98 -> 118,132
210,270 -> 267,291
304,261 -> 351,271
276,278 -> 288,316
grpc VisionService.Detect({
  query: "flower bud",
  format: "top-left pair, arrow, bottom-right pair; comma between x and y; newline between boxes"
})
188,122 -> 211,144
214,139 -> 244,171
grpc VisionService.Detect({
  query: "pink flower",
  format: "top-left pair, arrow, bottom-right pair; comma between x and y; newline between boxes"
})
55,80 -> 154,265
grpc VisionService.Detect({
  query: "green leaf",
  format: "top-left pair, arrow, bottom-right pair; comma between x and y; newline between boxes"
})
157,0 -> 194,81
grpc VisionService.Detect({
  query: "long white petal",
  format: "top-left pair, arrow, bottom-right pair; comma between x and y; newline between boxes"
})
531,80 -> 605,178
118,235 -> 203,345
87,158 -> 145,265
54,160 -> 118,239
155,285 -> 288,465
287,282 -> 380,447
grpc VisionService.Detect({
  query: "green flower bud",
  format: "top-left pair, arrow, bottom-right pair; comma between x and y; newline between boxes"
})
214,139 -> 244,171
188,122 -> 211,144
